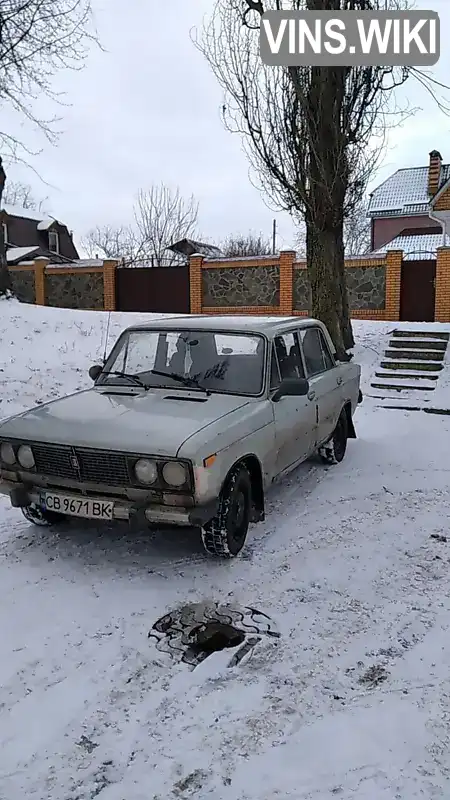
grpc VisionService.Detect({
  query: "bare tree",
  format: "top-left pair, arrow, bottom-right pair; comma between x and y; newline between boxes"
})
0,0 -> 98,163
134,185 -> 199,266
344,200 -> 371,257
2,180 -> 47,212
196,0 -> 447,356
82,225 -> 138,263
296,198 -> 371,257
220,231 -> 272,257
83,184 -> 199,266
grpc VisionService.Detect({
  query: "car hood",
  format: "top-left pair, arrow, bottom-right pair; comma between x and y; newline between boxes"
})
0,388 -> 251,457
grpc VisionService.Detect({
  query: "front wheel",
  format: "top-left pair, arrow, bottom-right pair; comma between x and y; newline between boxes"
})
201,464 -> 252,558
21,503 -> 66,527
318,409 -> 348,465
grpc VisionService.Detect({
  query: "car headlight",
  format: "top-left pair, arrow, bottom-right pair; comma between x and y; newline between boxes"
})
0,442 -> 16,465
17,445 -> 35,470
162,461 -> 187,487
134,458 -> 158,485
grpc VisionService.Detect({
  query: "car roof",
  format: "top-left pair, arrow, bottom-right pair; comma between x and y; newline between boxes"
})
126,314 -> 323,336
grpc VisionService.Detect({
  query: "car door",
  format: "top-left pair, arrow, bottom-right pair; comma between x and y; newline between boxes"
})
270,331 -> 316,476
299,326 -> 343,447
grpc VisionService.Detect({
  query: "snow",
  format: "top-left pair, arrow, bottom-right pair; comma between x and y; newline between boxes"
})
1,301 -> 450,798
37,218 -> 56,231
2,204 -> 49,223
6,245 -> 39,263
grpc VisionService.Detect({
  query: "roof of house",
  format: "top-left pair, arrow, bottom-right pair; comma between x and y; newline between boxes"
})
168,238 -> 223,258
368,164 -> 450,216
1,203 -> 58,224
371,231 -> 449,260
6,246 -> 40,263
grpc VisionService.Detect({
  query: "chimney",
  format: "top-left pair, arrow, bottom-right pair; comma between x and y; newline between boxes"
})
428,150 -> 442,196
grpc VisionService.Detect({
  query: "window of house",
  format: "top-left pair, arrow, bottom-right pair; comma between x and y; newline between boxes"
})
273,331 -> 305,381
2,222 -> 8,245
48,230 -> 59,253
300,327 -> 334,376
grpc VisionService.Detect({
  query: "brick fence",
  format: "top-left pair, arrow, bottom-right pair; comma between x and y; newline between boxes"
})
189,248 -> 450,323
8,257 -> 118,311
8,247 -> 450,322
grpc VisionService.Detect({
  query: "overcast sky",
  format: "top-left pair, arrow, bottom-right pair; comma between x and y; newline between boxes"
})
3,0 -> 450,254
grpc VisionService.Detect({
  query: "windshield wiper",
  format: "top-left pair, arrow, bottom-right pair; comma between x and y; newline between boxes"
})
149,369 -> 211,395
101,371 -> 149,389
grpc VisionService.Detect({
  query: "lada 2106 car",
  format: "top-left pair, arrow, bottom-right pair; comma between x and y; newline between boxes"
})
0,315 -> 362,557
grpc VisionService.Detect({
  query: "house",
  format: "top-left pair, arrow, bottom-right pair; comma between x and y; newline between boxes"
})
367,150 -> 450,322
367,150 -> 450,254
1,204 -> 79,265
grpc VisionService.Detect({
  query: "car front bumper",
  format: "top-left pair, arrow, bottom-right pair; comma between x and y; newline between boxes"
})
0,479 -> 218,528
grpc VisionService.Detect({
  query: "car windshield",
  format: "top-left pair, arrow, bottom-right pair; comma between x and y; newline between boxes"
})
98,329 -> 266,396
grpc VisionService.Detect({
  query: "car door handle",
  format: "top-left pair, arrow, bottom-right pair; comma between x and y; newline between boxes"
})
336,376 -> 343,386
307,390 -> 315,401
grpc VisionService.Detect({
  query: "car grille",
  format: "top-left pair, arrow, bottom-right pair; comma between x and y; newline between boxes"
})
31,443 -> 131,487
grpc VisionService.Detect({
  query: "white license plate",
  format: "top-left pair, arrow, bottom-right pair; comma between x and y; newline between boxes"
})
40,492 -> 114,520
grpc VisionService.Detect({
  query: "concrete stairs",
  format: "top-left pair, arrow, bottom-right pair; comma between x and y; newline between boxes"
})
369,329 -> 449,399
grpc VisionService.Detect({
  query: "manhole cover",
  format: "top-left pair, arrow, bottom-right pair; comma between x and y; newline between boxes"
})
148,601 -> 280,669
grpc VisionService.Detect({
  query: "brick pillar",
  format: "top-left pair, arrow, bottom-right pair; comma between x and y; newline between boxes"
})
103,259 -> 117,311
435,246 -> 450,322
34,257 -> 49,305
279,250 -> 295,315
384,250 -> 402,320
189,253 -> 204,314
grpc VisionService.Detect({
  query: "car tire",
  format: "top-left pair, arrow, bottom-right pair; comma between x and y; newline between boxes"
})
201,464 -> 251,558
21,503 -> 66,527
318,409 -> 348,465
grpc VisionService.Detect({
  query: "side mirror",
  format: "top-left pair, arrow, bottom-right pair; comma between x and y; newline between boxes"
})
271,377 -> 309,403
89,364 -> 102,381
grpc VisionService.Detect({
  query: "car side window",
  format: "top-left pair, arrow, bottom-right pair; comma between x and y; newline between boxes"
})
274,332 -> 305,380
270,345 -> 281,389
300,327 -> 334,376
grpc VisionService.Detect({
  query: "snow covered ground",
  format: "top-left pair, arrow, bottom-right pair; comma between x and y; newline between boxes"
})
1,300 -> 450,799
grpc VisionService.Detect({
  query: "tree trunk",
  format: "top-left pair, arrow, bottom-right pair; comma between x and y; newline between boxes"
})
0,158 -> 12,296
306,217 -> 348,358
304,62 -> 354,354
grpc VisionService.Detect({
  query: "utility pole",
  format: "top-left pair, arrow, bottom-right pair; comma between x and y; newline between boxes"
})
272,219 -> 276,254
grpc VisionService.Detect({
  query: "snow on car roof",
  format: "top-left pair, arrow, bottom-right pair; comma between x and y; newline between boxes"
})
127,315 -> 321,335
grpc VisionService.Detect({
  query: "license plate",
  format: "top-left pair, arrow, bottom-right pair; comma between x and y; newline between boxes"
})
40,492 -> 114,520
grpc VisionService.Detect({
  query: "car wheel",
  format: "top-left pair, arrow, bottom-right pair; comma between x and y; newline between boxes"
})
319,409 -> 348,465
21,503 -> 66,527
201,464 -> 251,558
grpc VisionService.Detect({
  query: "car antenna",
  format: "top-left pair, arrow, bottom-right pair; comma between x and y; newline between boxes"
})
102,311 -> 112,364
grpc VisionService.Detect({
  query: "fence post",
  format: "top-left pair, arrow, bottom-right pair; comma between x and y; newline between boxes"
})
384,250 -> 402,321
34,256 -> 49,306
279,250 -> 295,315
435,246 -> 450,322
103,259 -> 117,311
189,253 -> 204,314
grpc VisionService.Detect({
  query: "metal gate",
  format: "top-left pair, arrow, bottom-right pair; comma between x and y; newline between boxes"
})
400,255 -> 436,322
115,265 -> 190,313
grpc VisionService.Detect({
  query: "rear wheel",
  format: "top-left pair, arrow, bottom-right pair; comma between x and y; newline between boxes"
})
319,409 -> 348,465
201,464 -> 251,558
21,503 -> 66,527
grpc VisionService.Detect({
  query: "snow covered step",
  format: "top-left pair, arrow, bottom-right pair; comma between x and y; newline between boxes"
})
388,339 -> 447,351
380,360 -> 443,371
392,329 -> 450,341
375,369 -> 439,380
371,379 -> 436,392
384,349 -> 445,361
